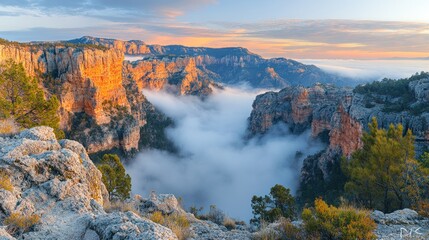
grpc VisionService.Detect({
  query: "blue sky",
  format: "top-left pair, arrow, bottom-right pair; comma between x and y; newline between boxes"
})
1,0 -> 429,59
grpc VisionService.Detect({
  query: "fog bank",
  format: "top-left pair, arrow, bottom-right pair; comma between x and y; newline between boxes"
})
300,59 -> 429,81
127,87 -> 323,221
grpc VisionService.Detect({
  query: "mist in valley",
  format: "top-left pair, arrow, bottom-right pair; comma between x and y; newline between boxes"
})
127,87 -> 323,221
126,59 -> 429,221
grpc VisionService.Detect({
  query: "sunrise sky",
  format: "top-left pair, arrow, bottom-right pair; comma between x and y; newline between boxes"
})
1,0 -> 429,59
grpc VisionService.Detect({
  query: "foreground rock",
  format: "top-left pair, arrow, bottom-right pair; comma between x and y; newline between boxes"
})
134,193 -> 252,240
0,127 -> 176,240
371,209 -> 429,239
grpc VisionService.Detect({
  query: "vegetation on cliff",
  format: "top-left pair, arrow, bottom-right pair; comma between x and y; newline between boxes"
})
354,71 -> 429,113
0,38 -> 108,51
343,118 -> 429,213
251,184 -> 296,226
0,59 -> 63,137
97,154 -> 131,201
302,198 -> 376,240
251,186 -> 376,240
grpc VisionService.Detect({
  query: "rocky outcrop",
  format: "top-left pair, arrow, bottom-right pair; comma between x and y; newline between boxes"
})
249,75 -> 429,203
249,83 -> 351,137
124,56 -> 217,96
371,209 -> 429,239
0,127 -> 176,239
68,36 -> 151,55
133,193 -> 252,240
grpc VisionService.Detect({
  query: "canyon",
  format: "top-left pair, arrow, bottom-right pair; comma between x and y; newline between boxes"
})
0,36 -> 353,156
248,73 -> 429,203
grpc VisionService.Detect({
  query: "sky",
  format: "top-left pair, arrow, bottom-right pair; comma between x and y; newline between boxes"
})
1,0 -> 429,59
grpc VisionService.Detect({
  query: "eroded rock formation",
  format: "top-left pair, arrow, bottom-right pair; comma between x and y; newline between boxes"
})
0,127 -> 177,239
248,76 -> 429,202
0,42 -> 172,155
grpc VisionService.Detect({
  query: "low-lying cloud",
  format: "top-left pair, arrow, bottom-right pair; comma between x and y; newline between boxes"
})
300,59 -> 429,81
127,87 -> 323,221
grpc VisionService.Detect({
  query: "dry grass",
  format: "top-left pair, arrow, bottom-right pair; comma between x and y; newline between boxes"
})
150,211 -> 164,224
223,217 -> 236,230
4,212 -> 40,235
0,170 -> 13,192
150,211 -> 191,240
417,200 -> 429,217
103,200 -> 140,216
0,118 -> 19,136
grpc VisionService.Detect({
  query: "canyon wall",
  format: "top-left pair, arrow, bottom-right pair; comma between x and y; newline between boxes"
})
249,77 -> 429,202
123,57 -> 216,96
0,44 -> 128,127
0,42 -> 171,155
70,36 -> 353,89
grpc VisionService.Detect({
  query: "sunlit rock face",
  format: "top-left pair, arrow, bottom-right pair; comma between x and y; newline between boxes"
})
0,44 -> 128,127
70,36 -> 352,89
0,42 -> 173,155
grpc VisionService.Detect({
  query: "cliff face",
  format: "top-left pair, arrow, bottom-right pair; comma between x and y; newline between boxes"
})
0,44 -> 128,127
68,36 -> 151,55
249,76 -> 429,202
124,56 -> 216,96
70,36 -> 353,89
0,43 -> 172,155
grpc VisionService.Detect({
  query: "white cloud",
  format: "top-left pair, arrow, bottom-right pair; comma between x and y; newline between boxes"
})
127,87 -> 323,221
300,59 -> 429,80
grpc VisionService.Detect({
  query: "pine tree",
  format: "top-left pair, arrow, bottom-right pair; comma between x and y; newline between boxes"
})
0,59 -> 63,138
343,117 -> 427,212
97,154 -> 131,201
251,184 -> 295,226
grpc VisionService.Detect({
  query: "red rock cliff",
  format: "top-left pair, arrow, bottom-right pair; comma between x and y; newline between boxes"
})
0,44 -> 129,128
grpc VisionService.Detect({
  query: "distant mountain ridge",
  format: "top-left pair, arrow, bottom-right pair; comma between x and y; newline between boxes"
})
68,36 -> 353,88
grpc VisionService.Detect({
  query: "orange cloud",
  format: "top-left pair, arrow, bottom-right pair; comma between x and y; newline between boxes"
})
140,19 -> 429,59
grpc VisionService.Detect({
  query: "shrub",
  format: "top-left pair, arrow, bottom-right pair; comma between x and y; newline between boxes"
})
0,170 -> 13,192
302,199 -> 376,240
150,211 -> 191,240
150,211 -> 164,224
278,218 -> 305,240
252,218 -> 306,240
104,200 -> 140,216
223,217 -> 236,230
0,118 -> 19,136
416,200 -> 429,218
189,205 -> 204,218
206,205 -> 225,225
4,212 -> 40,235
